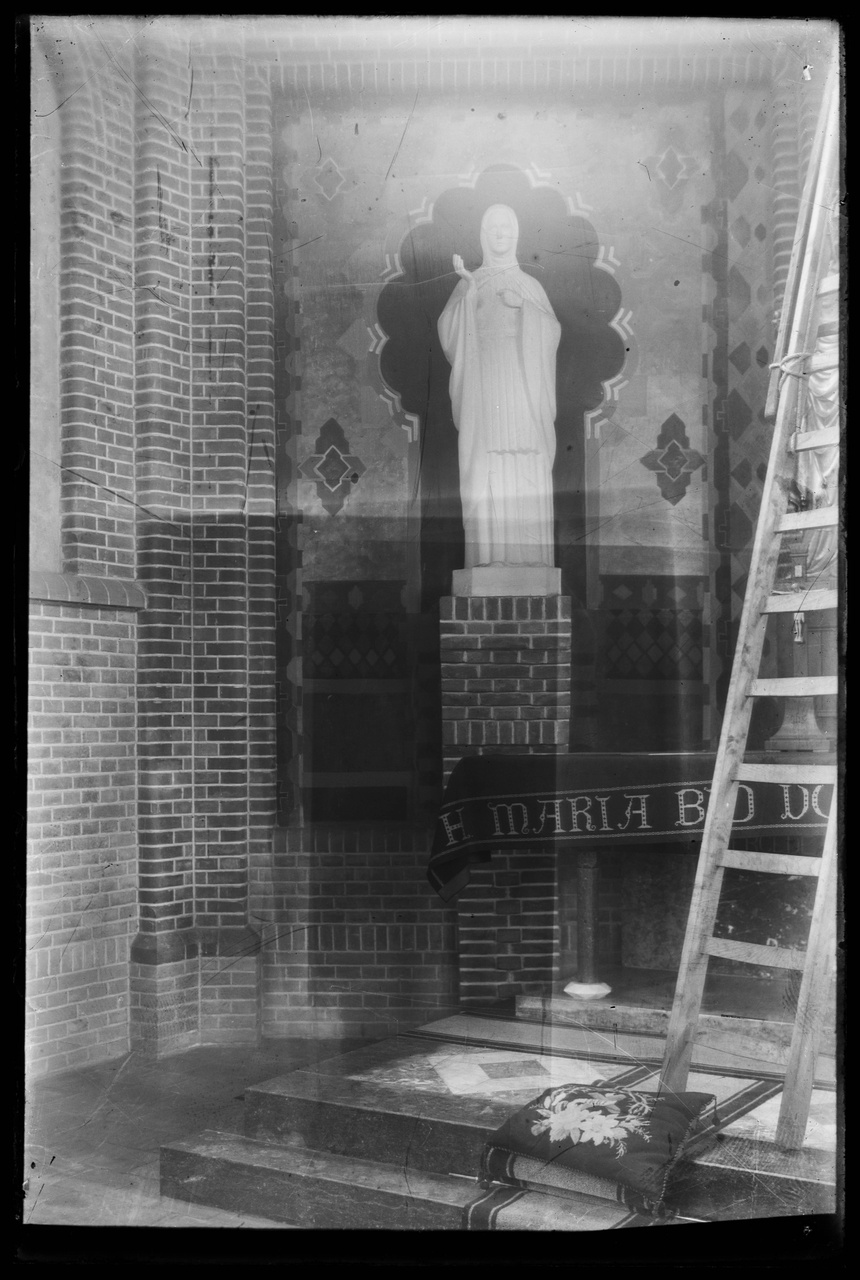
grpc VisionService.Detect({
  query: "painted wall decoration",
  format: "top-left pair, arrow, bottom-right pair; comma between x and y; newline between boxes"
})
640,414 -> 706,506
298,416 -> 367,517
271,62 -> 782,790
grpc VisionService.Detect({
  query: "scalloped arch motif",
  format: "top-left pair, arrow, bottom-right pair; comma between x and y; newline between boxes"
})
374,165 -> 629,600
376,165 -> 628,445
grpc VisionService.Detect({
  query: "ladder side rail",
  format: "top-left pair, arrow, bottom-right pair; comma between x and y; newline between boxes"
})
769,101 -> 840,427
774,804 -> 838,1148
660,82 -> 840,1095
766,61 -> 840,419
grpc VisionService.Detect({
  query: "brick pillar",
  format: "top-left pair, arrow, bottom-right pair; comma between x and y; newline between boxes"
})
188,38 -> 261,1045
440,596 -> 570,1005
58,43 -> 136,580
129,36 -> 199,1056
245,65 -> 279,1034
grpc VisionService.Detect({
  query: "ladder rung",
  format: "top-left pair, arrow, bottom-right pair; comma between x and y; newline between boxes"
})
763,588 -> 838,613
749,676 -> 838,698
776,508 -> 839,534
706,937 -> 807,970
790,427 -> 840,451
737,762 -> 837,785
719,849 -> 823,877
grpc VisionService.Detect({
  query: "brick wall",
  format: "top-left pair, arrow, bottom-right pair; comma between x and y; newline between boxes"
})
57,35 -> 136,581
264,826 -> 457,1038
28,26 -> 142,1077
30,23 -> 281,1065
456,852 -> 560,1007
27,602 -> 139,1075
130,29 -> 198,1054
128,32 -> 277,1052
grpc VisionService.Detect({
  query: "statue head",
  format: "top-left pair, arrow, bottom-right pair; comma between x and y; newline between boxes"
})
480,204 -> 519,267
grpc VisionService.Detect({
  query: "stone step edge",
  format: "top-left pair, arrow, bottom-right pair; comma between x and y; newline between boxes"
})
161,1129 -> 480,1207
516,997 -> 838,1056
245,1069 -> 505,1127
244,1072 -> 501,1176
159,1127 -> 835,1232
242,1072 -> 834,1188
410,1019 -> 836,1085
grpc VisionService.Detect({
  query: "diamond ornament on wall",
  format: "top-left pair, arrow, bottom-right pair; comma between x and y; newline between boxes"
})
640,413 -> 706,505
643,144 -> 698,192
313,157 -> 346,200
299,417 -> 366,515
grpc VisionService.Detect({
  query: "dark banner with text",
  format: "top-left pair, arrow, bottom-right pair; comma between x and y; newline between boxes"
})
429,753 -> 832,901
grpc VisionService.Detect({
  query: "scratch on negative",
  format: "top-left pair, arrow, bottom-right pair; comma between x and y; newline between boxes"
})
385,88 -> 421,183
35,81 -> 87,117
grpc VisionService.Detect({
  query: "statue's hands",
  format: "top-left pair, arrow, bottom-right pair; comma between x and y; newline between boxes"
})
453,254 -> 477,295
498,287 -> 524,309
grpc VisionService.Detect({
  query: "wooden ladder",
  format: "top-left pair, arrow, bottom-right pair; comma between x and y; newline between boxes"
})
659,63 -> 841,1149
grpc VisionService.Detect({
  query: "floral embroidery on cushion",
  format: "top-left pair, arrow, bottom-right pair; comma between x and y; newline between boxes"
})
529,1087 -> 656,1159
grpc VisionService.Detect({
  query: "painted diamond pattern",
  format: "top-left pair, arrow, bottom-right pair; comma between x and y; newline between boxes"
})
337,315 -> 374,362
314,156 -> 346,200
726,501 -> 753,551
601,576 -> 702,610
727,265 -> 751,321
299,417 -> 367,516
705,87 -> 773,736
656,145 -> 684,188
306,614 -> 406,680
655,439 -> 690,480
724,388 -> 753,440
728,105 -> 750,133
315,445 -> 352,491
731,215 -> 751,248
645,143 -> 699,194
640,413 -> 706,504
731,457 -> 753,488
725,150 -> 750,201
729,342 -> 751,374
602,608 -> 704,680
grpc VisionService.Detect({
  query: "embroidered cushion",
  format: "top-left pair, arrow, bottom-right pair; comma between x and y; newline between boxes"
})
479,1085 -> 717,1217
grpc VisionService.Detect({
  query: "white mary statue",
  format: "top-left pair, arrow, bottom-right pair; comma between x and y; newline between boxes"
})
438,204 -> 562,593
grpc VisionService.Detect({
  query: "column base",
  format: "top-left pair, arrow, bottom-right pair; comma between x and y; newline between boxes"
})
563,979 -> 612,1001
452,566 -> 562,597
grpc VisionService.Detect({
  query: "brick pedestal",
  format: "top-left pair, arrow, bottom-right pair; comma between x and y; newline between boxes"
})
440,595 -> 571,1004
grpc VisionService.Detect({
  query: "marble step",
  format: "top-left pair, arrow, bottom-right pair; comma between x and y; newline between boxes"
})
159,1123 -> 835,1230
244,1068 -> 512,1177
415,1013 -> 836,1085
160,1129 -> 477,1229
668,1133 -> 837,1220
515,996 -> 837,1071
242,1065 -> 835,1216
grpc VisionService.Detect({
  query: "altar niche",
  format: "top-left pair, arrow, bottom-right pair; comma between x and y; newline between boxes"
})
456,840 -> 825,1019
376,165 -> 625,611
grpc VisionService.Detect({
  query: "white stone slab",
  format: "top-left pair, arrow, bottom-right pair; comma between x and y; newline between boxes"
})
451,566 -> 562,597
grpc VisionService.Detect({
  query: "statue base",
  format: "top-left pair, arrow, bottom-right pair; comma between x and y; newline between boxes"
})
563,980 -> 612,1002
452,566 -> 562,597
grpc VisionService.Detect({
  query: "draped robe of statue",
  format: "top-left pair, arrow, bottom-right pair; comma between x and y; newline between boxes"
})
796,265 -> 839,581
437,206 -> 562,569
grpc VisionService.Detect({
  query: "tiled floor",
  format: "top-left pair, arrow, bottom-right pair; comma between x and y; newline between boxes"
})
22,1038 -> 365,1228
